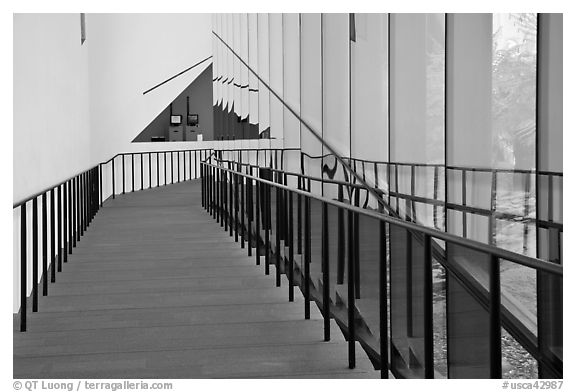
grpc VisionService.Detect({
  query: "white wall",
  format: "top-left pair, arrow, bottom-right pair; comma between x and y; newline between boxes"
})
13,14 -> 92,203
13,13 -> 93,312
87,13 -> 212,164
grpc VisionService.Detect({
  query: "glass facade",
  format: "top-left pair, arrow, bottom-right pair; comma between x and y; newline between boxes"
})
211,13 -> 563,379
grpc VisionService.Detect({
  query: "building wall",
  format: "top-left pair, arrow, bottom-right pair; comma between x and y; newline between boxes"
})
13,13 -> 92,203
87,13 -> 213,163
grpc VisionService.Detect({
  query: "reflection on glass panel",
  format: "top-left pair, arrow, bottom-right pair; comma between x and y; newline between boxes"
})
492,13 -> 536,170
390,14 -> 445,229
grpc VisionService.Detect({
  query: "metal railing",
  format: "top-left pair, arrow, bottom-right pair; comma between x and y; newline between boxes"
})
13,148 -> 215,332
201,159 -> 563,379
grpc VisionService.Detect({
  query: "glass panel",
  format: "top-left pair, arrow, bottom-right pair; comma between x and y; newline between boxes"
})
389,224 -> 426,378
537,268 -> 563,378
351,13 -> 388,166
300,13 -> 323,195
282,14 -> 301,182
355,213 -> 383,361
269,13 -> 284,141
322,13 -> 350,200
257,13 -> 270,137
445,243 -> 490,378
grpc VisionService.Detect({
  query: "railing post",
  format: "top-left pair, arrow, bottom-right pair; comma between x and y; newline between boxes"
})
50,189 -> 56,284
288,190 -> 294,302
247,169 -> 252,257
171,151 -> 174,184
216,167 -> 220,224
140,153 -> 144,190
58,184 -> 63,271
337,184 -> 345,284
234,173 -> 239,242
264,179 -> 270,275
354,189 -> 360,299
224,170 -> 228,231
275,182 -> 281,287
304,195 -> 311,320
379,221 -> 389,379
42,192 -> 48,296
297,176 -> 302,255
65,181 -> 70,257
255,174 -> 261,266
489,255 -> 502,378
229,170 -> 234,237
149,153 -> 152,189
347,206 -> 356,368
322,201 -> 330,341
32,197 -> 38,312
424,234 -> 434,378
20,204 -> 27,332
131,153 -> 135,192
68,180 -> 73,252
122,154 -> 126,194
112,157 -> 115,199
241,170 -> 245,249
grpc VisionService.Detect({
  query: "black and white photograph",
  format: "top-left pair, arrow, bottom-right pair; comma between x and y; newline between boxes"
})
6,0 -> 571,389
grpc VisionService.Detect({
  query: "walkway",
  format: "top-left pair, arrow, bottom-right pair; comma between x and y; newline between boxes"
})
13,180 -> 377,379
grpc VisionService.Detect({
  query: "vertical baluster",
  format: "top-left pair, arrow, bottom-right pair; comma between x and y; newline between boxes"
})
122,155 -> 126,194
337,184 -> 345,284
20,204 -> 27,331
216,168 -> 220,223
354,190 -> 360,299
99,164 -> 103,206
297,176 -> 302,254
489,255 -> 502,378
131,154 -> 134,192
50,189 -> 56,284
32,197 -> 38,312
288,190 -> 294,301
304,195 -> 311,320
264,178 -> 270,275
112,157 -> 115,199
424,234 -> 434,378
462,169 -> 467,238
247,170 -> 252,256
62,181 -> 70,263
347,204 -> 355,368
149,153 -> 152,189
224,170 -> 228,231
322,201 -> 330,341
275,181 -> 281,287
58,185 -> 63,271
228,168 -> 234,237
234,173 -> 239,241
241,171 -> 246,249
379,220 -> 389,379
255,173 -> 261,266
42,193 -> 48,296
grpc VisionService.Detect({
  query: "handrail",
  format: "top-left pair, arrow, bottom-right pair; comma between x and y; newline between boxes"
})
213,31 -> 390,213
142,55 -> 213,95
13,166 -> 96,209
202,161 -> 562,276
14,147 -> 217,209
